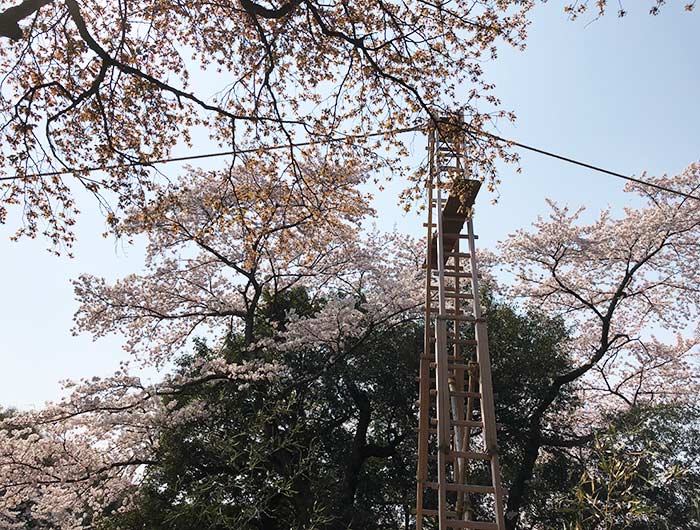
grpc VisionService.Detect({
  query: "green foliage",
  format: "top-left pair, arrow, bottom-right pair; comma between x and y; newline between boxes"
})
106,392 -> 322,530
103,288 -> 422,530
560,404 -> 700,530
483,294 -> 585,527
485,292 -> 576,467
101,290 -> 700,529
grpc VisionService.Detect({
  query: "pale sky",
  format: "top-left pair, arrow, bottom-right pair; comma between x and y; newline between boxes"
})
1,5 -> 698,408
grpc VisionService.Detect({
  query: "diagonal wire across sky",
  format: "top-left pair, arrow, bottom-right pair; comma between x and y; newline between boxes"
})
2,124 -> 698,201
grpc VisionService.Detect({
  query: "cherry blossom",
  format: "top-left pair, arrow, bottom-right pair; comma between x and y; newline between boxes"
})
0,357 -> 285,529
499,162 -> 700,417
73,151 -> 378,364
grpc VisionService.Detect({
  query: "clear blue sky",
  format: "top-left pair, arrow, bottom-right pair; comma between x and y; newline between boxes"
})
1,5 -> 698,408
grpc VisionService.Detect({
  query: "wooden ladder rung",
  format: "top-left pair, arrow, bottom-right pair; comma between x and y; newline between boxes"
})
430,389 -> 481,399
428,309 -> 472,316
429,289 -> 474,300
430,451 -> 492,461
437,315 -> 484,323
429,338 -> 478,346
424,264 -> 467,271
431,418 -> 483,428
412,508 -> 458,517
445,520 -> 499,530
428,313 -> 480,322
428,308 -> 469,314
425,482 -> 495,494
440,271 -> 481,278
429,362 -> 470,370
429,292 -> 473,301
449,450 -> 493,460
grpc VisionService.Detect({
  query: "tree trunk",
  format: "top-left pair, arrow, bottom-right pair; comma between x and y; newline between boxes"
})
505,426 -> 542,530
338,382 -> 373,527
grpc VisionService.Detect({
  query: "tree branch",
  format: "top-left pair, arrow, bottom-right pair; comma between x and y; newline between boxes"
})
64,0 -> 304,127
0,0 -> 53,40
540,433 -> 594,448
239,0 -> 302,19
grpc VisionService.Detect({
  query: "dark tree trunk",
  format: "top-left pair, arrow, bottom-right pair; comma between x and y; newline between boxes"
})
505,426 -> 542,530
338,382 -> 373,527
336,381 -> 401,528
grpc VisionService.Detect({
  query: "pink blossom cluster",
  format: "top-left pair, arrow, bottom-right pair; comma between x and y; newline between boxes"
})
0,358 -> 288,528
72,154 -> 377,366
2,155 -> 424,527
498,162 -> 700,423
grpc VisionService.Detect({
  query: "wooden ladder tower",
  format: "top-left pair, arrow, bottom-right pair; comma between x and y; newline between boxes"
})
415,116 -> 506,530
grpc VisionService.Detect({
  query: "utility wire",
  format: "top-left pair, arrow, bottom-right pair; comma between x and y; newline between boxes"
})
1,124 -> 698,202
0,125 -> 422,182
478,130 -> 700,202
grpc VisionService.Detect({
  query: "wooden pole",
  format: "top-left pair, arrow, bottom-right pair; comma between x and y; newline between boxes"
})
416,129 -> 437,530
467,217 -> 506,529
435,183 -> 450,530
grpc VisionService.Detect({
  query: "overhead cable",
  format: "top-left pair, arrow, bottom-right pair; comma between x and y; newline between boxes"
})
1,123 -> 697,202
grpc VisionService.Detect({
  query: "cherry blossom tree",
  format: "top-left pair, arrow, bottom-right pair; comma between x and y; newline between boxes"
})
564,0 -> 696,19
0,360 -> 287,530
0,0 -> 535,248
71,149 -> 422,364
0,152 -> 424,528
497,162 -> 700,528
1,0 -> 693,249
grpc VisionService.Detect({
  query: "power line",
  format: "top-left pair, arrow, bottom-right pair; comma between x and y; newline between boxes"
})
1,124 -> 697,202
477,130 -> 700,202
0,125 -> 422,183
